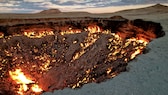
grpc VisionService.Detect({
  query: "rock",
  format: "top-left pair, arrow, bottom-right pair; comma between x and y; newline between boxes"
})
39,9 -> 61,14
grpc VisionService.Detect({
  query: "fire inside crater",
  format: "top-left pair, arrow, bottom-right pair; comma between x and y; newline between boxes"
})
9,69 -> 42,95
0,17 -> 165,95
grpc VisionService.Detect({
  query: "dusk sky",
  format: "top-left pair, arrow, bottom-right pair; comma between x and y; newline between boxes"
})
0,0 -> 168,13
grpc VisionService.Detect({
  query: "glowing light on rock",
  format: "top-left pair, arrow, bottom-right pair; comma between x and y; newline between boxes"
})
87,25 -> 101,33
130,49 -> 141,59
9,69 -> 34,84
9,69 -> 43,94
60,28 -> 81,35
72,25 -> 100,61
32,84 -> 43,93
23,28 -> 54,38
0,32 -> 4,38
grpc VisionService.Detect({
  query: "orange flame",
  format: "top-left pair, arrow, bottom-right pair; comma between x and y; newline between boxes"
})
130,49 -> 141,59
0,32 -> 4,38
128,38 -> 148,59
9,69 -> 42,94
32,84 -> 43,92
87,25 -> 101,33
23,28 -> 54,38
60,28 -> 81,35
9,69 -> 34,84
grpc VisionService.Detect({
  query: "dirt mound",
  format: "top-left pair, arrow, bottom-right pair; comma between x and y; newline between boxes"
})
115,4 -> 168,15
144,3 -> 168,12
150,3 -> 168,9
39,9 -> 61,14
110,16 -> 127,20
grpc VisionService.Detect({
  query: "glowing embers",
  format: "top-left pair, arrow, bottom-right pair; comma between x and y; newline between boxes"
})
31,84 -> 43,93
34,54 -> 54,72
60,27 -> 82,35
60,24 -> 101,36
9,69 -> 42,95
71,68 -> 96,89
0,32 -> 4,38
107,34 -> 149,62
127,38 -> 148,59
23,28 -> 54,38
87,24 -> 102,33
70,25 -> 149,88
72,25 -> 101,61
71,24 -> 148,62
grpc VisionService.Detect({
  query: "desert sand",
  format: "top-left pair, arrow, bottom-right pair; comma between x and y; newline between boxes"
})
0,4 -> 167,95
42,4 -> 168,95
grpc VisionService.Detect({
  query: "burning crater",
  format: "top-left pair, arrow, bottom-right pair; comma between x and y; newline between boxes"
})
0,17 -> 165,95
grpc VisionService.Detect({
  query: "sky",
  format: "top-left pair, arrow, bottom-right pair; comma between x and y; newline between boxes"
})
0,0 -> 168,13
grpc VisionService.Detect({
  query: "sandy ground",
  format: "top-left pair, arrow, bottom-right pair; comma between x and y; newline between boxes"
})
41,5 -> 168,95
